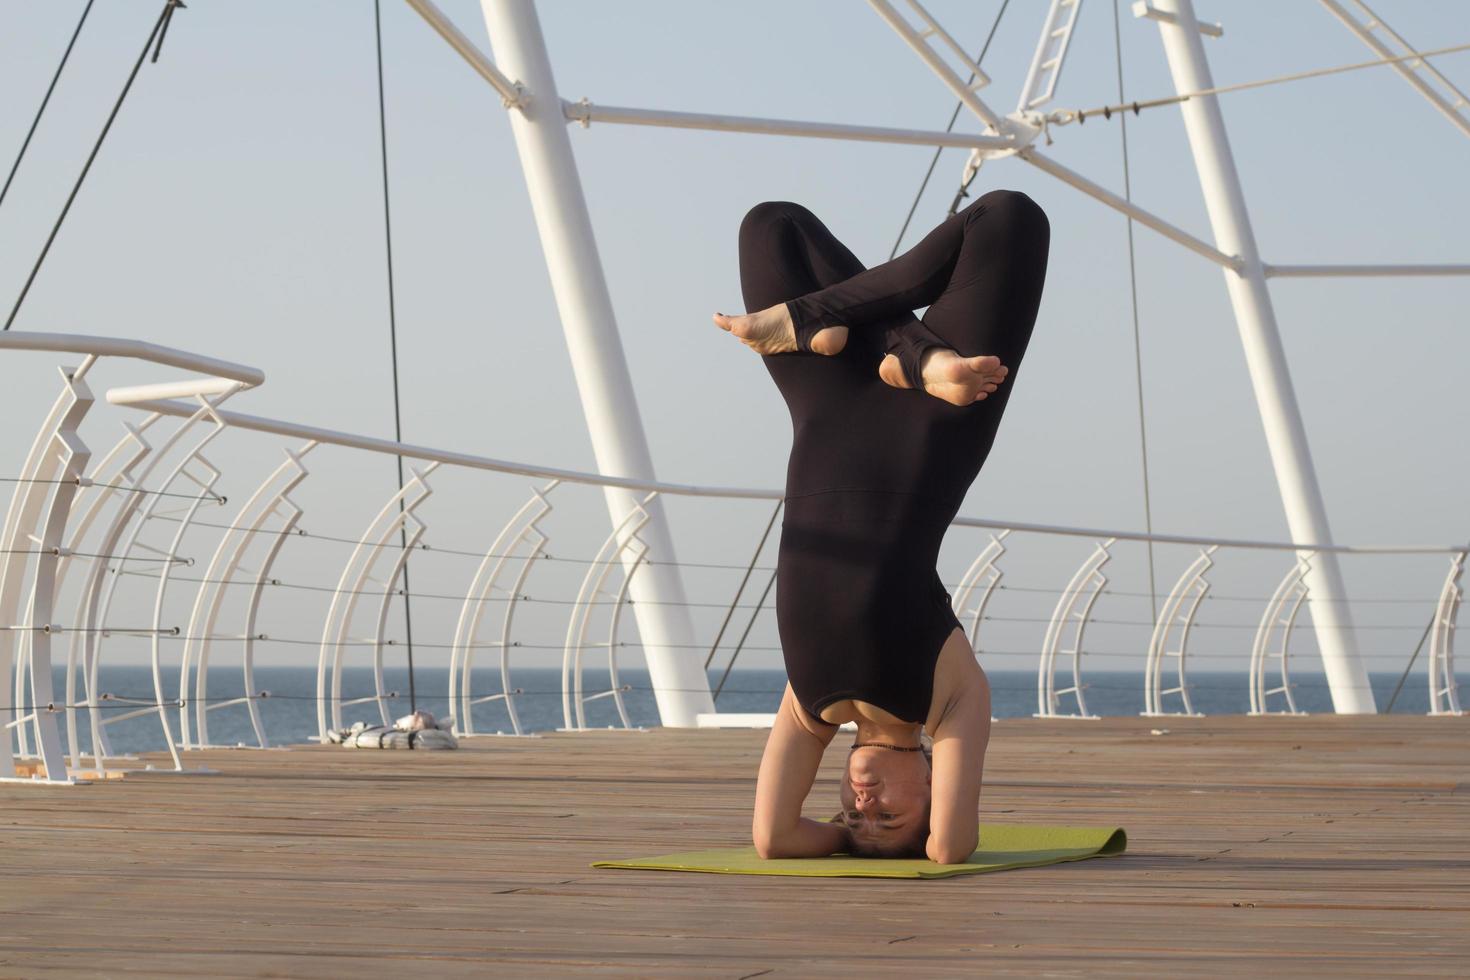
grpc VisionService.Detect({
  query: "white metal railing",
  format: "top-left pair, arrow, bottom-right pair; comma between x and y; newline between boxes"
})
2,334 -> 259,784
3,334 -> 1466,787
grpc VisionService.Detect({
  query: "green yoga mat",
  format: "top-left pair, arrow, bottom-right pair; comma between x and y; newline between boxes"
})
593,823 -> 1126,879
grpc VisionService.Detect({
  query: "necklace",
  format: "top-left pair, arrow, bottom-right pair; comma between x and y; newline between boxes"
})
850,741 -> 924,752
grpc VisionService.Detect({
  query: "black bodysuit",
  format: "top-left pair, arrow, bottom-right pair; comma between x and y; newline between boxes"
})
736,190 -> 1051,724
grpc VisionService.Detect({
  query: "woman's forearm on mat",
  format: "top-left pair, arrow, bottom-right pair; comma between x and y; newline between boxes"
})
755,817 -> 848,859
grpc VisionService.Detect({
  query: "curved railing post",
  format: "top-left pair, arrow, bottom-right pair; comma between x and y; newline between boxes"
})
1143,546 -> 1216,717
562,492 -> 656,731
450,480 -> 557,737
316,463 -> 440,740
89,389 -> 239,772
9,365 -> 101,765
1249,554 -> 1313,715
1035,538 -> 1114,719
61,418 -> 160,768
1,359 -> 97,783
1427,552 -> 1464,716
952,530 -> 1009,654
183,442 -> 315,748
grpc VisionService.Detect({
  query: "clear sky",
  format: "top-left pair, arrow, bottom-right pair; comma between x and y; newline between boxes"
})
1,1 -> 1467,682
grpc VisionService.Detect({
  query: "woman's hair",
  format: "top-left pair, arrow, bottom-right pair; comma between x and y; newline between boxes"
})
846,806 -> 931,859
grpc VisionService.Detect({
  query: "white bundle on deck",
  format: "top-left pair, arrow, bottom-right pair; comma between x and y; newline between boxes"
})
324,709 -> 459,750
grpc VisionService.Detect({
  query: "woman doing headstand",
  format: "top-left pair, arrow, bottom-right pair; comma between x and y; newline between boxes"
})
712,189 -> 1050,862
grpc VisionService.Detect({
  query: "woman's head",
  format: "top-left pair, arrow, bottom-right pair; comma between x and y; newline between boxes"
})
838,742 -> 932,858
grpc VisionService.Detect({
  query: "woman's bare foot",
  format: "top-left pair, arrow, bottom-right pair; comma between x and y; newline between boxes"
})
713,305 -> 847,356
879,349 -> 1007,406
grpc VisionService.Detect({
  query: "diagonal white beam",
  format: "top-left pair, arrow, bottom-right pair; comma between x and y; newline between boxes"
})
403,0 -> 527,110
1317,0 -> 1470,140
1018,0 -> 1087,112
1019,146 -> 1240,269
563,100 -> 1015,151
866,0 -> 1009,132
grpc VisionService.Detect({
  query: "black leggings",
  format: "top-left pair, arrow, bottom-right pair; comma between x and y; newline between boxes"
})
736,189 -> 1050,723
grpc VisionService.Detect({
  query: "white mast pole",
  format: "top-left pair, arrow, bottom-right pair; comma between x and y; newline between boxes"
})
477,0 -> 713,726
1150,0 -> 1375,712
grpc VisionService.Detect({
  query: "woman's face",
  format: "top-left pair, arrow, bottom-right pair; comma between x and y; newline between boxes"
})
838,745 -> 931,857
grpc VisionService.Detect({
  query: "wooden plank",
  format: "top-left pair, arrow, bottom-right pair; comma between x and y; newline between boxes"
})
1,715 -> 1467,976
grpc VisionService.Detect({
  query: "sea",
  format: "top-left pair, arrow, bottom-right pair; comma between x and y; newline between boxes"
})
42,665 -> 1458,757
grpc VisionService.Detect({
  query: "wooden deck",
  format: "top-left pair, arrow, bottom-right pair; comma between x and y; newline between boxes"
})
2,715 -> 1467,976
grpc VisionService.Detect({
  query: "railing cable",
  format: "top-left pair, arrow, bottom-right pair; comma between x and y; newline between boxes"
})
705,499 -> 782,670
0,475 -> 222,502
4,0 -> 184,331
108,566 -> 1444,619
889,0 -> 1009,255
1113,0 -> 1159,628
1383,617 -> 1435,714
1384,543 -> 1466,712
372,0 -> 417,712
1058,39 -> 1470,127
0,0 -> 95,214
144,630 -> 1409,656
713,567 -> 777,703
10,673 -> 1390,719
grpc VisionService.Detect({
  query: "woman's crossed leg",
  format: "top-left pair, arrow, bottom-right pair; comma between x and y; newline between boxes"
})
716,190 -> 1049,406
719,198 -> 1013,406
